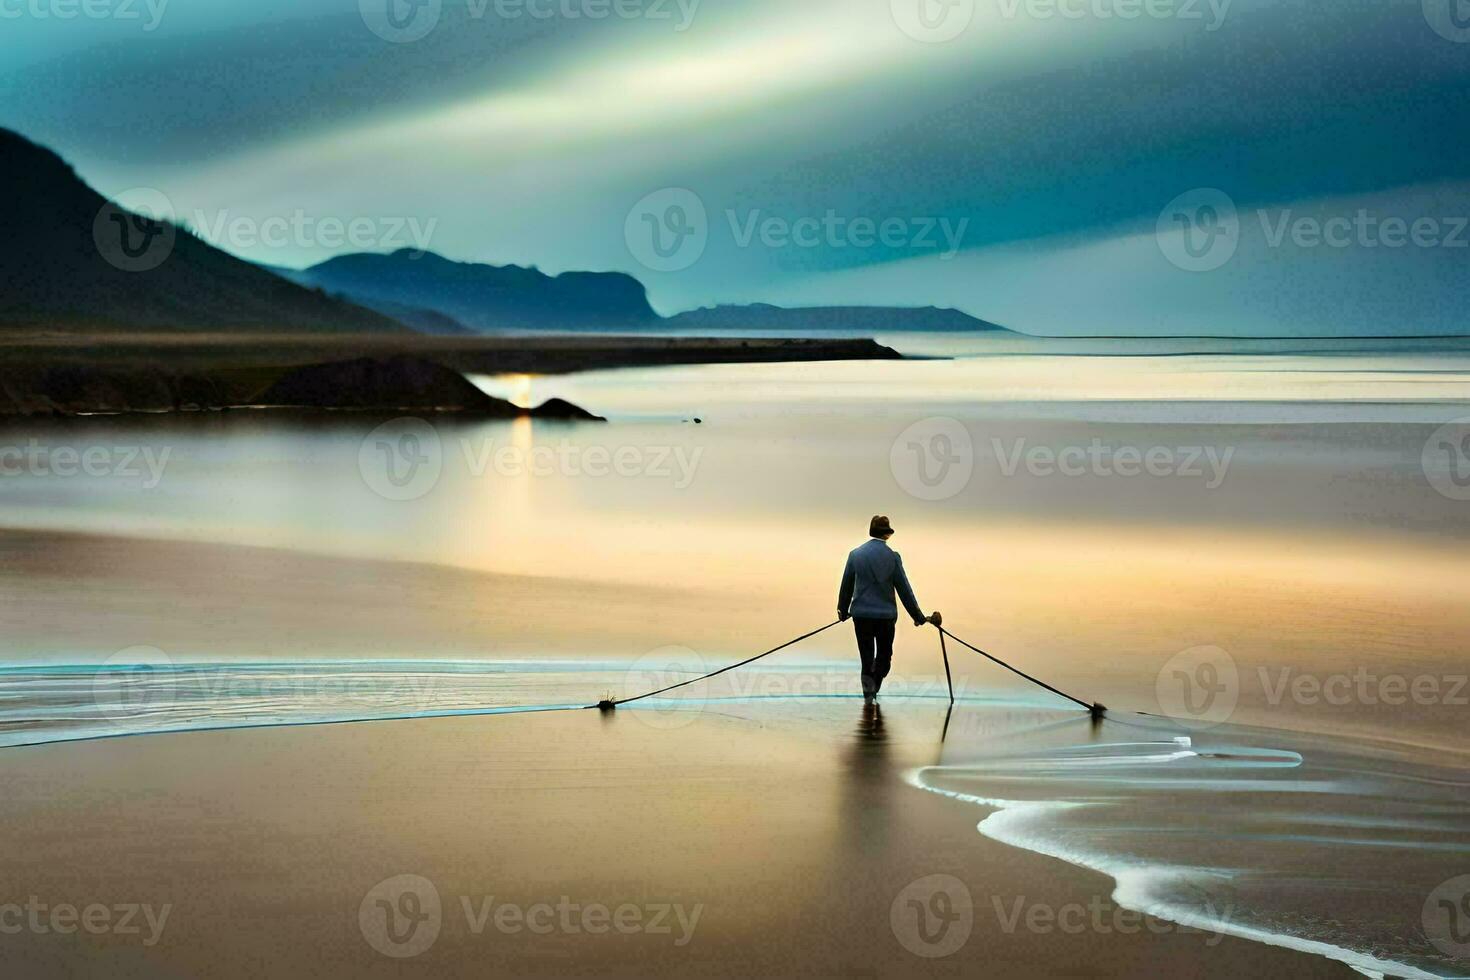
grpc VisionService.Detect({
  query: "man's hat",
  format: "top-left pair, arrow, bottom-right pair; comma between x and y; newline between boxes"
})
870,515 -> 894,538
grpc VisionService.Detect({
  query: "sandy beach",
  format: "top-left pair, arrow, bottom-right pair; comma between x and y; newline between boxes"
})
0,700 -> 1353,978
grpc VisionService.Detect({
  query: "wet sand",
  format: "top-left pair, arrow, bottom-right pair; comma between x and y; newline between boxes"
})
0,527 -> 728,663
0,701 -> 1350,978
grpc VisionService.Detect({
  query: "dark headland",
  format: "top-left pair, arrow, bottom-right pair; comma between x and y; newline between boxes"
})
0,335 -> 900,416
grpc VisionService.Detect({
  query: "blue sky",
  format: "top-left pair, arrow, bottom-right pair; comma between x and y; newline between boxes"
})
3,0 -> 1468,334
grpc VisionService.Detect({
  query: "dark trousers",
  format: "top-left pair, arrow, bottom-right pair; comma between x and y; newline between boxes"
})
853,618 -> 896,697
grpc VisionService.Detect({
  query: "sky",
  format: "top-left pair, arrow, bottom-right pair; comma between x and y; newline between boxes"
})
2,0 -> 1468,335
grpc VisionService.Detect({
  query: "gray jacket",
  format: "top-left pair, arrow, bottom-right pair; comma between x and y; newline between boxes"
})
838,539 -> 926,624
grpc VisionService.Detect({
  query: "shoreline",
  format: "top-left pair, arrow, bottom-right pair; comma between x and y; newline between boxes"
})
0,702 -> 1351,978
0,334 -> 901,417
0,332 -> 903,374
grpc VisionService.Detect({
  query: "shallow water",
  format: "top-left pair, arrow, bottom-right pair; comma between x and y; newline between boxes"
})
2,339 -> 1467,750
915,707 -> 1470,979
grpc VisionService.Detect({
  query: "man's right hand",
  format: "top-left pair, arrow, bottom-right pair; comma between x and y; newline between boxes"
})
838,610 -> 850,622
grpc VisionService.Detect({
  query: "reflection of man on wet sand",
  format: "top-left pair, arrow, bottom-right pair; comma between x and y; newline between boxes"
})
838,516 -> 940,704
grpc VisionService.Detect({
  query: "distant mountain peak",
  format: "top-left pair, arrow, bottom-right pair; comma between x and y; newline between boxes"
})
287,249 -> 659,333
663,304 -> 1012,334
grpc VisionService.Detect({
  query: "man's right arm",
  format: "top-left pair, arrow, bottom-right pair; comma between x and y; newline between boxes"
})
837,554 -> 854,621
894,556 -> 927,627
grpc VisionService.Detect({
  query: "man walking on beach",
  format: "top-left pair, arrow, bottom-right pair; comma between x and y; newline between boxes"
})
838,516 -> 939,704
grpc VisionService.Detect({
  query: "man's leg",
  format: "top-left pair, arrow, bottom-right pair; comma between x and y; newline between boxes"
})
853,618 -> 877,698
871,619 -> 896,695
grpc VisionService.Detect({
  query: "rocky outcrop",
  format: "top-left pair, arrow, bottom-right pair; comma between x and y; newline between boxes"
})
0,356 -> 605,419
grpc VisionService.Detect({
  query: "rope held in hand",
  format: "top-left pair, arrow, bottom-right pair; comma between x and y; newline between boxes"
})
592,618 -> 1104,718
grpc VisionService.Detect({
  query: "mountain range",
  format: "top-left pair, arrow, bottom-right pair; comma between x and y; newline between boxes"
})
0,127 -> 1010,337
282,250 -> 1011,335
278,250 -> 660,333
